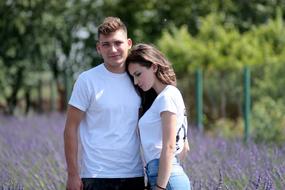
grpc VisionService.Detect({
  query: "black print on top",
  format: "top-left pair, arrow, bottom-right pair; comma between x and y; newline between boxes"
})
176,109 -> 187,152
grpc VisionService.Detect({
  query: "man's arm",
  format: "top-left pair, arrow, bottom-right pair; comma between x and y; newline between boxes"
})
64,105 -> 85,190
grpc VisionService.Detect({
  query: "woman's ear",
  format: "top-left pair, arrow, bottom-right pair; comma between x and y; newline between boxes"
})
152,64 -> 158,72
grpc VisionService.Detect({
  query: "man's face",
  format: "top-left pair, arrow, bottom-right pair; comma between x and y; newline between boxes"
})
97,29 -> 132,73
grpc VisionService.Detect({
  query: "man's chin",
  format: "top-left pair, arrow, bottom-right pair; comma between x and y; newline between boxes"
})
106,60 -> 123,66
112,59 -> 125,65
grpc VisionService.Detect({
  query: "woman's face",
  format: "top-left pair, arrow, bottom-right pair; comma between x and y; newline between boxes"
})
128,63 -> 156,91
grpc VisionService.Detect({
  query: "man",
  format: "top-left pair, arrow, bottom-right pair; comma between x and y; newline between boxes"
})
64,17 -> 144,190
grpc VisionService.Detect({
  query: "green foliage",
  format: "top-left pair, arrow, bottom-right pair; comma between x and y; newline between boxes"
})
157,25 -> 194,76
250,12 -> 285,104
0,0 -> 67,113
247,13 -> 285,145
98,0 -> 285,42
157,13 -> 267,74
0,0 -> 285,123
157,11 -> 285,142
250,9 -> 285,63
252,63 -> 285,104
0,0 -> 104,113
203,70 -> 243,119
251,97 -> 285,146
207,118 -> 244,140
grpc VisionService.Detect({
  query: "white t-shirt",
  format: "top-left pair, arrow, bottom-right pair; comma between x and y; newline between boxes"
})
69,64 -> 143,178
139,85 -> 187,163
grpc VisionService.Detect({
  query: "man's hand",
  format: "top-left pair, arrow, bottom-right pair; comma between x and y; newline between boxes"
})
66,174 -> 83,190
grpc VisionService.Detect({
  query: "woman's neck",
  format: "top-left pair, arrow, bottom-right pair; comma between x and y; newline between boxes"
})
153,81 -> 167,94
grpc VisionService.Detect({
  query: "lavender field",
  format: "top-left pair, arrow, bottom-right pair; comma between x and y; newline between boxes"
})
0,113 -> 284,190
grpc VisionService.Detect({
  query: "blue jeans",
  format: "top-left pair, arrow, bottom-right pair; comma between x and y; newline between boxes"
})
145,158 -> 191,190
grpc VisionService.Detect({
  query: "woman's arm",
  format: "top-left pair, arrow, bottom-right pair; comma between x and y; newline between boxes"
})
156,111 -> 177,189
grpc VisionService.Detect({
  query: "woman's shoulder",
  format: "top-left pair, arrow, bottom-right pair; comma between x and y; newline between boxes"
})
154,85 -> 183,105
164,85 -> 182,97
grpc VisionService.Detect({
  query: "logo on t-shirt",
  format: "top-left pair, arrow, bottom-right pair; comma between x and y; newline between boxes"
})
175,108 -> 188,154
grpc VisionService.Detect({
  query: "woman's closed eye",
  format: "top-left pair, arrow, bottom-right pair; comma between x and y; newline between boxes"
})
133,72 -> 141,77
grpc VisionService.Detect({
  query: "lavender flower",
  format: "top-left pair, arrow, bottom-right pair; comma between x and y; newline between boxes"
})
0,114 -> 284,189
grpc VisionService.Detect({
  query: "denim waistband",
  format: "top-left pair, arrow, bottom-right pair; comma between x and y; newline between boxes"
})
145,157 -> 184,177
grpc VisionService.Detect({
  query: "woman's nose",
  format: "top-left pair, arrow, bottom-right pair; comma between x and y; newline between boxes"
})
134,78 -> 138,85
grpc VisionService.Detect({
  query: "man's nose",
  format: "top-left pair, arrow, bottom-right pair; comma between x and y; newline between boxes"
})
110,44 -> 117,52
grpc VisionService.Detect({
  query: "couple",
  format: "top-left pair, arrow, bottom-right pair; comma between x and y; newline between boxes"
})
64,17 -> 191,190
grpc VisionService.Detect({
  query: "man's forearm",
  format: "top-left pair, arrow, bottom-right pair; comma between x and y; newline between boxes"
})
64,126 -> 79,176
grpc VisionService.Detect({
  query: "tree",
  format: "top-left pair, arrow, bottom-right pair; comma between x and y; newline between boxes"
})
157,11 -> 285,124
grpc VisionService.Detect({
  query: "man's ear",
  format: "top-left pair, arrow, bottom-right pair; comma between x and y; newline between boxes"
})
127,38 -> 132,49
96,42 -> 101,55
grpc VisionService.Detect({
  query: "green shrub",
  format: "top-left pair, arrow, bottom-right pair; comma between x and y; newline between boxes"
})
251,97 -> 285,145
207,118 -> 244,140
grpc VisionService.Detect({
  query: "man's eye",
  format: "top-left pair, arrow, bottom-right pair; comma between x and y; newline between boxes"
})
102,44 -> 109,47
135,73 -> 141,77
115,41 -> 123,46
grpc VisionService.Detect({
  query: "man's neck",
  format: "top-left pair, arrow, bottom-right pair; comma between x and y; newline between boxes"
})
103,63 -> 125,74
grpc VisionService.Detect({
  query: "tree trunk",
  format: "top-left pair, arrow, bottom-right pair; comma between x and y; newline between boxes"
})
6,67 -> 24,115
25,88 -> 31,115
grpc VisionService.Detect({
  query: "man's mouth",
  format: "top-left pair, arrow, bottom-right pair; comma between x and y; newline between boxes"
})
109,54 -> 121,59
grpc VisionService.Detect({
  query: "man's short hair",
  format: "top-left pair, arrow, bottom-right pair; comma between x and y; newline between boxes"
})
97,17 -> 127,39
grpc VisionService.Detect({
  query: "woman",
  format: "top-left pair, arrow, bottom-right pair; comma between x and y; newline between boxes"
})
126,43 -> 191,190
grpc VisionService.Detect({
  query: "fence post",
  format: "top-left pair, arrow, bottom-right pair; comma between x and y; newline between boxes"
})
195,68 -> 203,132
243,66 -> 251,142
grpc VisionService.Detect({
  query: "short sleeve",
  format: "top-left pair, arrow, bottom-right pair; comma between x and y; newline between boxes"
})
157,95 -> 177,115
68,74 -> 91,112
